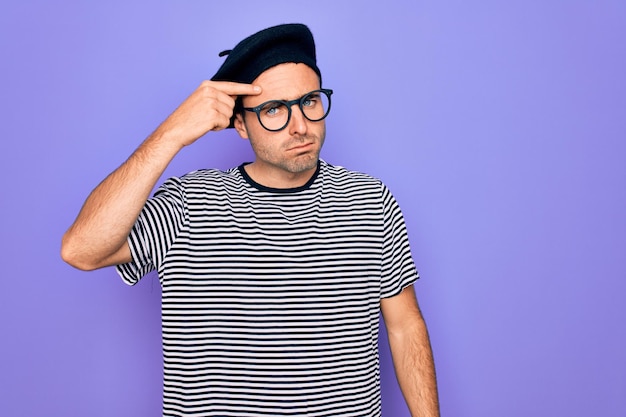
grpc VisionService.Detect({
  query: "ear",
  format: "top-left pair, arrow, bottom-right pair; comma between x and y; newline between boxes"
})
234,113 -> 249,139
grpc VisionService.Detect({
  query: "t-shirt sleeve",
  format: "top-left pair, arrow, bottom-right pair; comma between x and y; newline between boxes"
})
116,177 -> 187,285
380,183 -> 419,298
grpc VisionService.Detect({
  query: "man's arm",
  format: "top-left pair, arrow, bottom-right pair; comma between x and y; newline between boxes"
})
61,81 -> 261,271
381,285 -> 440,417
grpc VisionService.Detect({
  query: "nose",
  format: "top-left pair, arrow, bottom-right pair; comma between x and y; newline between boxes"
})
288,103 -> 308,136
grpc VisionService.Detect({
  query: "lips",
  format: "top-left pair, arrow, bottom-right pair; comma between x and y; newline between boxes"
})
288,142 -> 314,151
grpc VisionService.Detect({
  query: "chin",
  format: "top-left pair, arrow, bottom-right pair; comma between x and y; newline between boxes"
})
285,154 -> 319,174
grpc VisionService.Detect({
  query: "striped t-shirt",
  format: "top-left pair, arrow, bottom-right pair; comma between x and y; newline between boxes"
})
117,159 -> 418,417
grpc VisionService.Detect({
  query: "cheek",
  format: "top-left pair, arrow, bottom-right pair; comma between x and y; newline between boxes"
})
248,134 -> 272,155
249,134 -> 291,160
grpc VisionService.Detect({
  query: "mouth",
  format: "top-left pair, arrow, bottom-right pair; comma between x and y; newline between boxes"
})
288,142 -> 315,152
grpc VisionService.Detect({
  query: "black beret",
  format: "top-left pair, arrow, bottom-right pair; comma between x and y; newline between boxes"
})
211,23 -> 321,85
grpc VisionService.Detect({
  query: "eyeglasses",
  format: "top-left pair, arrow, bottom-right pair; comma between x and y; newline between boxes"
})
243,89 -> 333,132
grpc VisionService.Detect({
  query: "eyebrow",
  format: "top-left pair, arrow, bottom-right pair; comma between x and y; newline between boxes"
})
244,90 -> 314,108
270,91 -> 311,102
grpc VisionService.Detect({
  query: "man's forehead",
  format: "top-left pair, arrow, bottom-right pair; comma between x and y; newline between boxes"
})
244,64 -> 321,103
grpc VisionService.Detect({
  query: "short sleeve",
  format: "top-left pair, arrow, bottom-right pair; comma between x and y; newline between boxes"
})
380,183 -> 419,298
116,177 -> 188,285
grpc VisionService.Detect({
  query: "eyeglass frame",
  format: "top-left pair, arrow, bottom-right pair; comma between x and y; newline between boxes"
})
241,88 -> 333,132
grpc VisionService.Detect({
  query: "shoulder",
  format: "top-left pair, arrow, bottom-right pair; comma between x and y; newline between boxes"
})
179,167 -> 239,182
153,167 -> 244,199
174,167 -> 243,189
320,159 -> 383,187
320,160 -> 390,199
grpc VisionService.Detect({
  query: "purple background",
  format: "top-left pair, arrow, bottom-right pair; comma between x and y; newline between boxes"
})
1,1 -> 625,416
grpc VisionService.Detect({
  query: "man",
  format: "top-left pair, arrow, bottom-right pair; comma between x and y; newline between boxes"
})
62,23 -> 439,417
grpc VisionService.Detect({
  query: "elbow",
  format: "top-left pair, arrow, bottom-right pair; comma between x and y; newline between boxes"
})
61,233 -> 98,271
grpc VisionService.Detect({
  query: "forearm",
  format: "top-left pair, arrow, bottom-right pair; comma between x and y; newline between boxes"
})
61,129 -> 182,270
388,316 -> 440,417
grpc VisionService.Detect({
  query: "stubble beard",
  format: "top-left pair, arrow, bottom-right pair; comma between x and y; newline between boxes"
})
282,129 -> 325,174
283,142 -> 322,173
250,124 -> 326,175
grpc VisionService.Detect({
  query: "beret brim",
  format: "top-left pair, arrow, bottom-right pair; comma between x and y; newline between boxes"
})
211,23 -> 320,84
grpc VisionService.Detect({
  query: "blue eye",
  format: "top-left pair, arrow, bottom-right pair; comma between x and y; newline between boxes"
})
262,102 -> 285,117
302,94 -> 320,108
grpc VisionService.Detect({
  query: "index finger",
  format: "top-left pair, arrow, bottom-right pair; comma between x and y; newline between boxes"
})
212,81 -> 262,97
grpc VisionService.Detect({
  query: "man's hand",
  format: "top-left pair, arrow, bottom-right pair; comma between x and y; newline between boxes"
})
157,81 -> 262,148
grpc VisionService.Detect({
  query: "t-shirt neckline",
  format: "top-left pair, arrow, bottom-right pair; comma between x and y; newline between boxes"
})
237,160 -> 321,193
